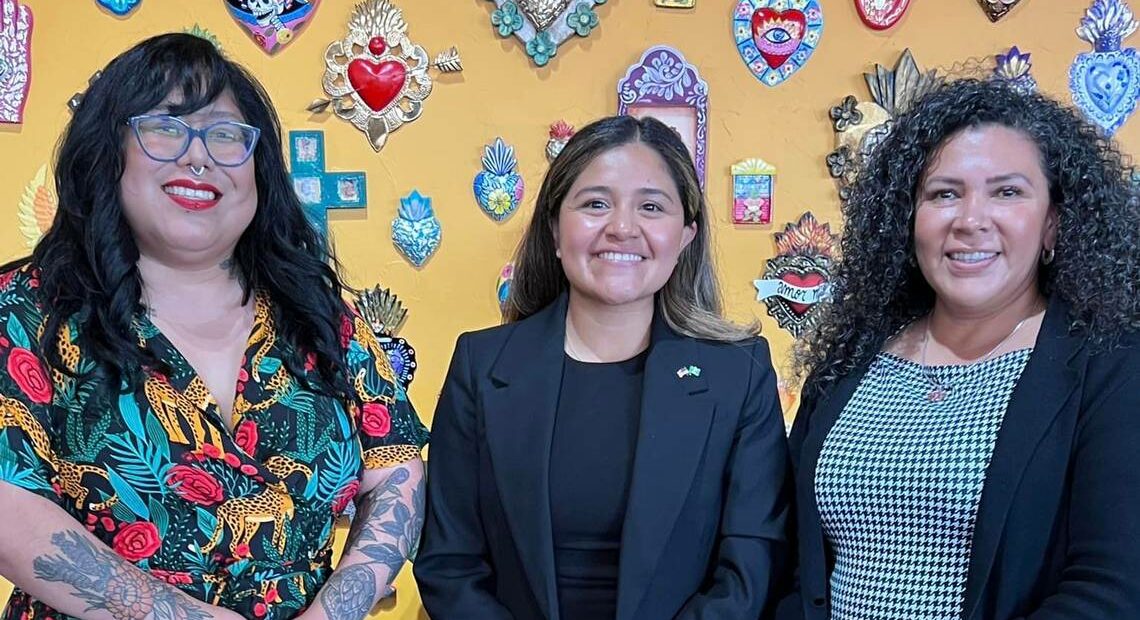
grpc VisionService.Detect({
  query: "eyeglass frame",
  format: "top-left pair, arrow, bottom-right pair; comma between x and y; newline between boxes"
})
126,114 -> 262,168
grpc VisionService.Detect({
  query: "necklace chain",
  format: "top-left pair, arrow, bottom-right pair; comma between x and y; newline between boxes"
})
919,308 -> 1039,402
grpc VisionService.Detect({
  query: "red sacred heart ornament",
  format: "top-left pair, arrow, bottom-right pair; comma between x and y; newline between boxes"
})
347,58 -> 407,112
854,0 -> 911,30
751,8 -> 807,69
778,271 -> 824,315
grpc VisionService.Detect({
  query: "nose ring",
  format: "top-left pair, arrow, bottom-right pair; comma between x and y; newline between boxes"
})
189,165 -> 206,177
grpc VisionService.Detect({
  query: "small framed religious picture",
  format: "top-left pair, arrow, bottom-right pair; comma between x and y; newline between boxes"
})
617,45 -> 709,186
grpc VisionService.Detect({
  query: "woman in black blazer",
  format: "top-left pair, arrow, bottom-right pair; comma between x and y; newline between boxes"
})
780,79 -> 1140,619
415,116 -> 792,619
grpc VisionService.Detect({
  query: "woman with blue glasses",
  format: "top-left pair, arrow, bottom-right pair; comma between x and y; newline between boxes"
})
0,33 -> 427,620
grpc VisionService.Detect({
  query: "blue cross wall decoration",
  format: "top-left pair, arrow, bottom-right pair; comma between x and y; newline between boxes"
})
289,130 -> 368,238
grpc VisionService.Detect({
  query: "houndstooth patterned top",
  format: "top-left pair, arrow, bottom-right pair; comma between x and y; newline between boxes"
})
815,349 -> 1032,620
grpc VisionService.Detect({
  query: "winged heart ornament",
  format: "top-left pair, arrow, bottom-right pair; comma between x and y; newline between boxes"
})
1069,0 -> 1139,136
308,0 -> 462,152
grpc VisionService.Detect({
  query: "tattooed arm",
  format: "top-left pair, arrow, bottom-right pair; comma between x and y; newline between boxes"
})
0,482 -> 244,620
298,458 -> 425,620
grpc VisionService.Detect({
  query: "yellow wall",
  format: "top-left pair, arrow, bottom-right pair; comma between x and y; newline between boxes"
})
1,0 -> 1137,617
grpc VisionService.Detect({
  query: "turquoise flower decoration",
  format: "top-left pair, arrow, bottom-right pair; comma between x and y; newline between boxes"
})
491,1 -> 524,37
526,31 -> 558,66
567,3 -> 599,37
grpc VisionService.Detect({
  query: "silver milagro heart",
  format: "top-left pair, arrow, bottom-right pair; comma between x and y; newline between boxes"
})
518,0 -> 572,30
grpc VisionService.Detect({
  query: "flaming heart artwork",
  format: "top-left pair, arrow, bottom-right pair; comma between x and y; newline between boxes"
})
753,212 -> 837,337
733,0 -> 823,87
308,0 -> 462,152
1068,0 -> 1139,136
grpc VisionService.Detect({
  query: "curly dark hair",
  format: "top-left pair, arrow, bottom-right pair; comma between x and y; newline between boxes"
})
797,78 -> 1140,400
2,33 -> 353,400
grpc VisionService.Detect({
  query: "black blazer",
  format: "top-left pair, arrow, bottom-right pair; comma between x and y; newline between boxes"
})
779,298 -> 1140,619
415,296 -> 793,619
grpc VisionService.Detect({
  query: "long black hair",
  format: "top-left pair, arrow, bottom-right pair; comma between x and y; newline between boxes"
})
10,33 -> 352,398
796,78 -> 1140,400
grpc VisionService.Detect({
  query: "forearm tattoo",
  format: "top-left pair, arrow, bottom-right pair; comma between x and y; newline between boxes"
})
32,530 -> 209,620
320,466 -> 423,620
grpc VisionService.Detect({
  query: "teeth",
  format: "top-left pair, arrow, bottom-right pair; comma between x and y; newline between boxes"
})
598,252 -> 644,263
949,251 -> 997,263
164,185 -> 217,201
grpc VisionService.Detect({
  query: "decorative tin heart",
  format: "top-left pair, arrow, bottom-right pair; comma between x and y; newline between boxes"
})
1069,0 -> 1139,136
518,0 -> 571,31
473,138 -> 524,221
487,0 -> 608,67
752,8 -> 806,69
391,190 -> 441,267
1071,51 -> 1140,134
225,0 -> 320,54
753,212 -> 837,338
854,0 -> 911,30
733,0 -> 824,87
347,57 -> 408,112
977,0 -> 1024,22
96,0 -> 142,16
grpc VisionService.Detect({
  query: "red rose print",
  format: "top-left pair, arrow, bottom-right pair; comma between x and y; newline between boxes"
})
234,420 -> 258,455
112,521 -> 161,562
7,348 -> 52,404
254,603 -> 268,618
201,443 -> 221,459
167,465 -> 224,506
340,314 -> 355,349
361,402 -> 391,438
223,453 -> 241,468
151,569 -> 193,585
0,269 -> 16,291
234,543 -> 251,557
304,352 -> 317,372
333,480 -> 360,513
240,464 -> 259,476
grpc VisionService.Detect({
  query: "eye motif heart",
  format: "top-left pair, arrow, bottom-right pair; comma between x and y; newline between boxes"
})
751,8 -> 807,69
733,0 -> 824,87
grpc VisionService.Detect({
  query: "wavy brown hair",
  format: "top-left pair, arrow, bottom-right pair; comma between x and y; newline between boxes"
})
505,115 -> 756,342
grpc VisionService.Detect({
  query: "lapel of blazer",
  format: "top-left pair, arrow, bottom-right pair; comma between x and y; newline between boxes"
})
794,360 -> 870,602
483,296 -> 568,620
961,298 -> 1085,619
616,316 -> 715,620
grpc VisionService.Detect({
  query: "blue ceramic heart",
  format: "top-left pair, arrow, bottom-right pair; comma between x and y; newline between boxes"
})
1070,49 -> 1140,136
96,0 -> 142,16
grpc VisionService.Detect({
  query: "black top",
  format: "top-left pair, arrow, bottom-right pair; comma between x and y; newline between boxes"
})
550,351 -> 647,620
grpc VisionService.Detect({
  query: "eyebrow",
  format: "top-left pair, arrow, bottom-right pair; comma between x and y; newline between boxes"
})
570,185 -> 676,202
924,173 -> 1033,186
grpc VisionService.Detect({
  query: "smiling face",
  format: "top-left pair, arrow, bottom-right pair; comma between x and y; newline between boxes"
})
119,88 -> 257,267
913,124 -> 1057,317
554,141 -> 697,311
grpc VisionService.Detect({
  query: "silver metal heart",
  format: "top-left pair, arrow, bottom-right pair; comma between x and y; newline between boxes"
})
518,0 -> 572,31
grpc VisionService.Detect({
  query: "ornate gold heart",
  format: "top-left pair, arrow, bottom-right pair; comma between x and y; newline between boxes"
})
518,0 -> 572,31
